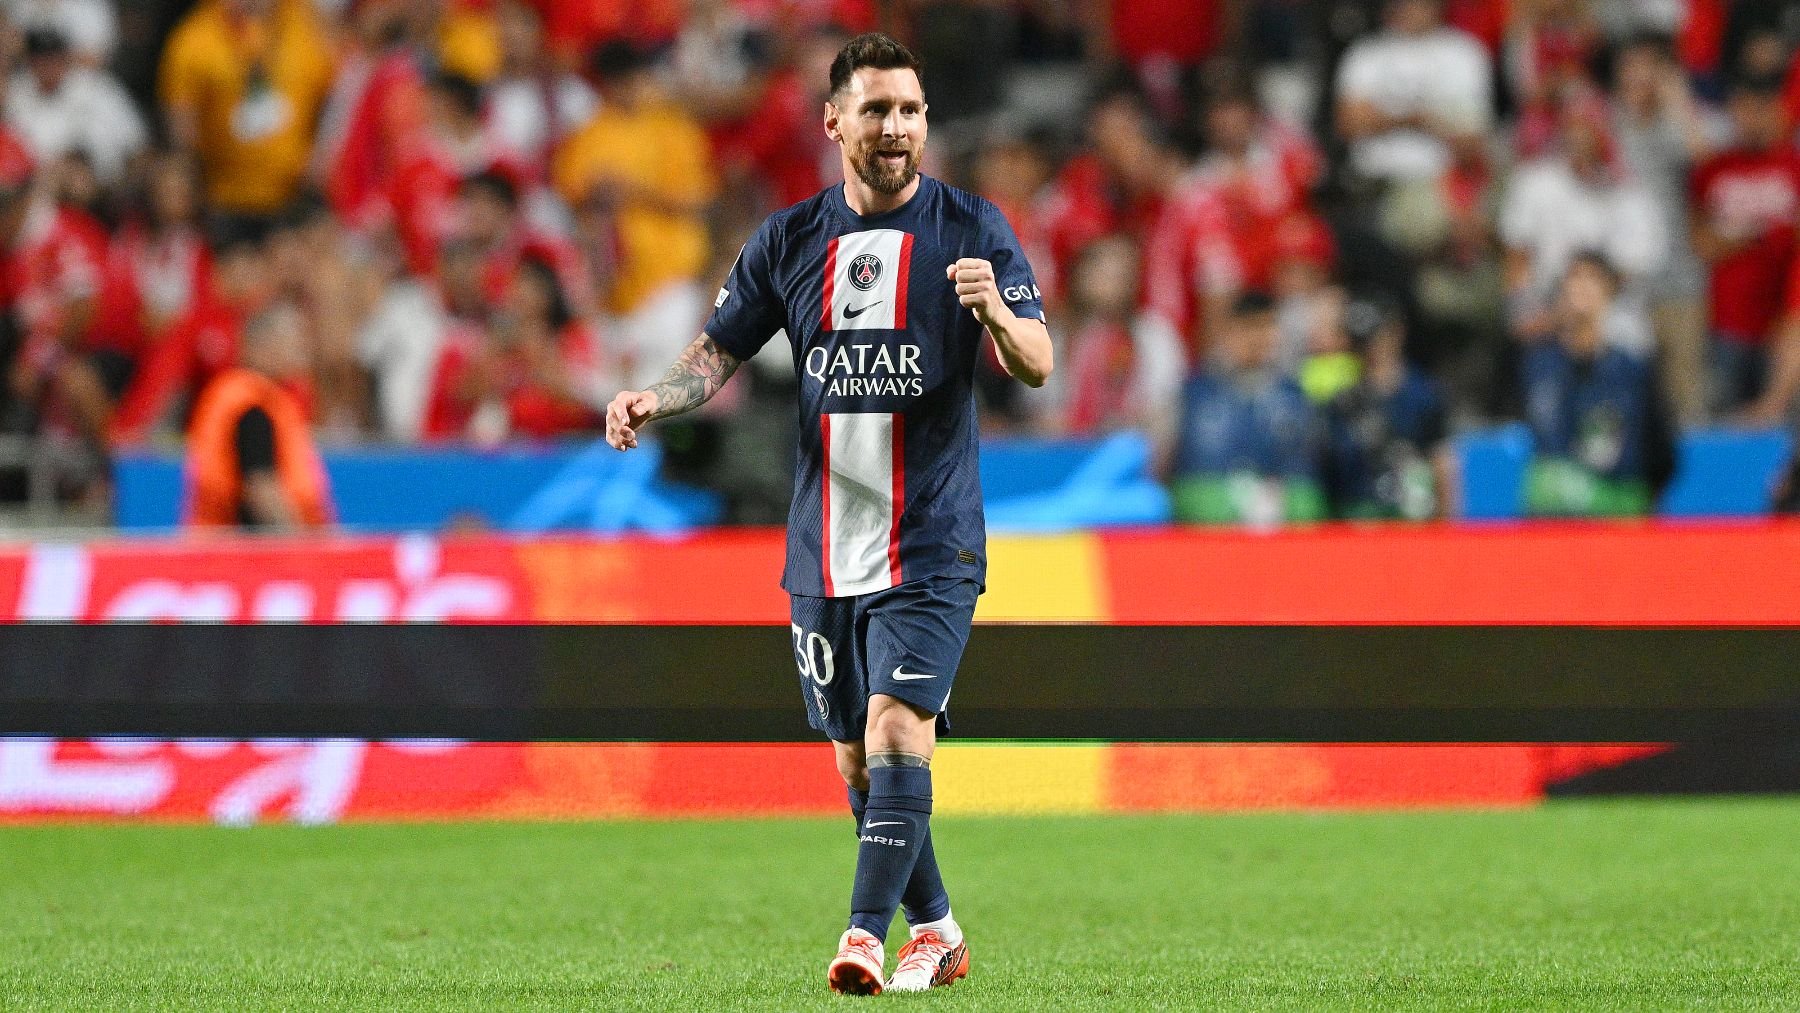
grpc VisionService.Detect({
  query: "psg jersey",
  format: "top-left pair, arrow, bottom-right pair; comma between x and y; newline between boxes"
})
703,174 -> 1045,598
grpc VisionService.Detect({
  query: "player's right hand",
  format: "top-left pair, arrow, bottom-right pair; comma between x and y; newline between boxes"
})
605,390 -> 660,450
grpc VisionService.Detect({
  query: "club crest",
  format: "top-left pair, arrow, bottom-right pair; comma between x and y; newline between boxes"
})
849,253 -> 882,291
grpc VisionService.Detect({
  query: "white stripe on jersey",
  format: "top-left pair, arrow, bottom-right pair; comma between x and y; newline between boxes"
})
822,411 -> 903,596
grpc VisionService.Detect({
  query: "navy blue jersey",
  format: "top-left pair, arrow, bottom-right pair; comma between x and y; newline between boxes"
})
1173,370 -> 1319,480
703,175 -> 1045,597
1522,342 -> 1652,481
1322,369 -> 1448,518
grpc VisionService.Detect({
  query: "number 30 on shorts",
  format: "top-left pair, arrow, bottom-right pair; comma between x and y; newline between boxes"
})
790,624 -> 835,686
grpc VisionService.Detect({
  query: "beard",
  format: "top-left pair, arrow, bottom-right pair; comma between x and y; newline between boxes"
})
852,141 -> 921,195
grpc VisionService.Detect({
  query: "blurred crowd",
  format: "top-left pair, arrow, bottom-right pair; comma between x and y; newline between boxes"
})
1,0 -> 1799,525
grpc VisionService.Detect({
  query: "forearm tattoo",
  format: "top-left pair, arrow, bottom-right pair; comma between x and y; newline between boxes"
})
644,334 -> 740,421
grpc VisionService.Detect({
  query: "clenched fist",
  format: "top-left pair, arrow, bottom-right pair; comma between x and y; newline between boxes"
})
946,258 -> 1008,328
605,389 -> 660,450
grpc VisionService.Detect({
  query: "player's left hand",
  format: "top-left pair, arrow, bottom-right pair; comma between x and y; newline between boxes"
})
947,258 -> 1008,328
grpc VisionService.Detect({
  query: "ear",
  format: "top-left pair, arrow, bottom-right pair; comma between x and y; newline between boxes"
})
823,100 -> 841,144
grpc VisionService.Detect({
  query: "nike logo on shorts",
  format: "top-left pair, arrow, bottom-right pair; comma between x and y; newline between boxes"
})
891,667 -> 935,681
865,820 -> 904,829
843,300 -> 882,319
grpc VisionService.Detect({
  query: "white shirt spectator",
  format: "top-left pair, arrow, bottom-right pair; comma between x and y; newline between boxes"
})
5,63 -> 146,184
5,0 -> 114,63
486,75 -> 597,175
1501,158 -> 1667,355
1336,26 -> 1493,181
357,280 -> 449,443
1501,158 -> 1666,295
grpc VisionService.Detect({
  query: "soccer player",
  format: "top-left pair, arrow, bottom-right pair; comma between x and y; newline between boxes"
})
603,32 -> 1052,995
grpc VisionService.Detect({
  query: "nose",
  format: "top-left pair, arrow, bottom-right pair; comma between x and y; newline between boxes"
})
883,110 -> 905,140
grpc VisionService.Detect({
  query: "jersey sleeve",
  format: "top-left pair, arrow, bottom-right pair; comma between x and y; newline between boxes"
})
982,202 -> 1047,323
702,217 -> 785,361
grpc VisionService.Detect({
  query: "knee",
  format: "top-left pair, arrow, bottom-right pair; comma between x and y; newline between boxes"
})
837,753 -> 869,791
834,742 -> 869,791
864,697 -> 935,758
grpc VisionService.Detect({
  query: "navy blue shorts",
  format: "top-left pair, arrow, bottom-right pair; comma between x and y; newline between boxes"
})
788,575 -> 981,743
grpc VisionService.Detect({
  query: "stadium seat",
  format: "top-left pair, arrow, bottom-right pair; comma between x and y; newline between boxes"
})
1454,423 -> 1534,521
1658,428 -> 1795,518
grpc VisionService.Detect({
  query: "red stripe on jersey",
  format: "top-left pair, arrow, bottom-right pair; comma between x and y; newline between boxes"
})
820,237 -> 839,331
893,232 -> 915,329
887,412 -> 904,586
820,413 -> 834,596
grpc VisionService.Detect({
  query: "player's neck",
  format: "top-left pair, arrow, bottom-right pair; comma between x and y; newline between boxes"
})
841,175 -> 922,217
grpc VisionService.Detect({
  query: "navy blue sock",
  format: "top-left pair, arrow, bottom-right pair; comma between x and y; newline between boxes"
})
901,830 -> 951,925
850,784 -> 949,925
848,766 -> 932,941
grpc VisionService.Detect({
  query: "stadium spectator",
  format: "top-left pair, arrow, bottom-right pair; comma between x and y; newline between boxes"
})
420,254 -> 601,445
1030,233 -> 1182,442
1098,0 -> 1223,123
531,0 -> 686,72
555,39 -> 715,389
666,0 -> 772,128
1690,72 -> 1800,416
1500,89 -> 1664,355
1520,253 -> 1655,517
452,168 -> 590,318
387,71 -> 526,278
4,25 -> 144,187
1268,215 -> 1341,374
1407,166 -> 1507,424
1334,0 -> 1494,184
1609,31 -> 1723,426
1192,79 -> 1324,293
182,299 -> 333,530
487,255 -> 606,439
1,156 -> 112,451
484,0 -> 596,184
435,0 -> 504,85
110,229 -> 275,446
360,235 -> 488,443
1043,90 -> 1176,295
158,0 -> 337,224
312,0 -> 428,232
4,0 -> 115,66
715,22 -> 846,213
1314,291 -> 1449,520
95,153 -> 213,397
266,196 -> 375,439
1170,290 -> 1324,526
1505,0 -> 1605,160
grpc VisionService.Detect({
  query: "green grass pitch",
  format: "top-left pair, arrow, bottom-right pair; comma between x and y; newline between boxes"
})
3,798 -> 1799,1010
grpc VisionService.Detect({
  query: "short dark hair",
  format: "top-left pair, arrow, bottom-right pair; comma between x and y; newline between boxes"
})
23,25 -> 68,58
516,256 -> 573,332
829,32 -> 922,98
429,71 -> 485,121
590,38 -> 649,84
1230,290 -> 1276,318
460,168 -> 518,209
1727,70 -> 1785,99
1567,250 -> 1621,291
1616,30 -> 1675,61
